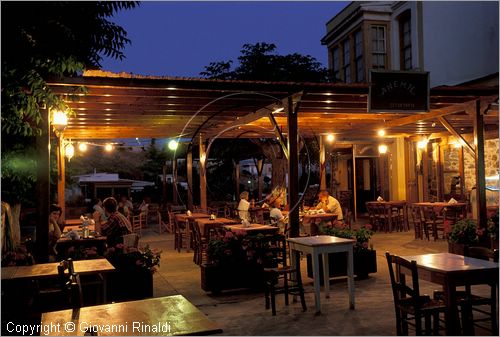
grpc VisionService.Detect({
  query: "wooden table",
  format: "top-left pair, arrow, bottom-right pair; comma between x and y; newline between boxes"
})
287,235 -> 356,314
195,217 -> 239,237
56,235 -> 107,256
365,201 -> 408,231
400,252 -> 499,335
224,224 -> 279,235
301,213 -> 338,235
40,294 -> 223,336
64,218 -> 84,226
63,223 -> 96,233
174,213 -> 210,252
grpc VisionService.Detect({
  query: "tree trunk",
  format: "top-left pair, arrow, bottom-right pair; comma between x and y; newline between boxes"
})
1,202 -> 21,253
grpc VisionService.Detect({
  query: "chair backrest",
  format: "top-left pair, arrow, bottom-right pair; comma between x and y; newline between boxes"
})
131,215 -> 142,233
467,246 -> 499,262
261,234 -> 287,268
122,233 -> 139,248
57,258 -> 83,308
385,252 -> 422,311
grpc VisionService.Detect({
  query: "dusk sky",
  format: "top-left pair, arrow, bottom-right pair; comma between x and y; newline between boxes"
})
100,1 -> 349,77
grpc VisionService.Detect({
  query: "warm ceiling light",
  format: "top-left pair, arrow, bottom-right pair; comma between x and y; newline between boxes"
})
65,142 -> 75,161
78,143 -> 88,152
377,129 -> 386,137
417,139 -> 429,149
104,144 -> 113,152
168,140 -> 179,151
452,141 -> 461,149
326,134 -> 335,142
378,144 -> 388,154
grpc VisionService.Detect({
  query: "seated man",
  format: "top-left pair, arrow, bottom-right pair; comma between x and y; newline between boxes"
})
314,190 -> 343,222
101,197 -> 132,247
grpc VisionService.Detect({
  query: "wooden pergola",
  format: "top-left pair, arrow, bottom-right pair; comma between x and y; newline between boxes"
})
34,70 -> 498,260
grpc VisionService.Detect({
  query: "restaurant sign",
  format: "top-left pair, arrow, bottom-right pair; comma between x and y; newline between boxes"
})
368,70 -> 429,112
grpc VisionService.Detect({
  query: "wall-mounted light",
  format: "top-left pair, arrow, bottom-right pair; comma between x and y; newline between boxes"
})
377,129 -> 386,137
168,139 -> 179,150
104,144 -> 113,152
417,138 -> 429,149
65,142 -> 75,161
326,134 -> 335,142
51,110 -> 68,133
378,144 -> 388,154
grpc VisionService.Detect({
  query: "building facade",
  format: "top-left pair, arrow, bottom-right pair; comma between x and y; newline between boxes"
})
321,1 -> 499,87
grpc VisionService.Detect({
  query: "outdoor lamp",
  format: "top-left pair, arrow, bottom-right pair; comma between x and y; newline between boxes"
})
65,142 -> 75,161
105,144 -> 113,152
52,110 -> 68,133
417,138 -> 429,149
168,139 -> 179,150
378,129 -> 386,137
326,134 -> 335,142
78,143 -> 88,152
378,144 -> 388,154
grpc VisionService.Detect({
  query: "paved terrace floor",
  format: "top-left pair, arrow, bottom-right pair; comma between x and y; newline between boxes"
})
141,226 -> 497,336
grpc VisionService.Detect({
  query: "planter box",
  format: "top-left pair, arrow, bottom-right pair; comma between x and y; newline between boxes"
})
200,263 -> 264,294
448,242 -> 469,256
306,249 -> 377,284
108,268 -> 153,302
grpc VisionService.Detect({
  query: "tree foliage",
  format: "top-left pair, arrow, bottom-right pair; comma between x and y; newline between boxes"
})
1,1 -> 139,136
200,42 -> 331,82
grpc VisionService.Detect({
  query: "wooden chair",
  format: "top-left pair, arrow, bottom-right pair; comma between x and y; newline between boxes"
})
386,252 -> 446,335
165,210 -> 175,234
409,205 -> 424,240
263,234 -> 306,316
434,247 -> 498,335
420,205 -> 445,241
174,217 -> 189,253
131,213 -> 144,237
191,221 -> 208,265
122,233 -> 139,249
33,258 -> 83,312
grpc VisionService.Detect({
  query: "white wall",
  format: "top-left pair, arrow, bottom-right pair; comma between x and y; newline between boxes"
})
422,1 -> 499,87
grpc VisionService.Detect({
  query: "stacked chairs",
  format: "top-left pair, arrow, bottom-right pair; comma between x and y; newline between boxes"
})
263,234 -> 306,316
386,252 -> 446,335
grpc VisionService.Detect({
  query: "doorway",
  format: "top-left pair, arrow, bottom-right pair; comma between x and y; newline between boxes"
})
348,157 -> 378,213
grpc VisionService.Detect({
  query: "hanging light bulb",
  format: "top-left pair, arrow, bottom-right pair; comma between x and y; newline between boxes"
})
168,139 -> 178,150
65,142 -> 75,161
104,144 -> 113,152
417,138 -> 429,149
326,134 -> 334,142
378,129 -> 386,137
78,143 -> 88,152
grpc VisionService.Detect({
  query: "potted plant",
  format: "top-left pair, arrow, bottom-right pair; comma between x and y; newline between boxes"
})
487,210 -> 499,249
306,223 -> 377,282
105,244 -> 161,301
448,219 -> 484,255
201,230 -> 271,294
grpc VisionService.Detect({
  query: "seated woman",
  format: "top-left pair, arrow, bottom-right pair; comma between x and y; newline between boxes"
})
48,204 -> 63,259
269,198 -> 287,235
237,191 -> 250,222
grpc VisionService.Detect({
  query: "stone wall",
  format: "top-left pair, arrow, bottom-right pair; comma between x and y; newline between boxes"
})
464,138 -> 499,204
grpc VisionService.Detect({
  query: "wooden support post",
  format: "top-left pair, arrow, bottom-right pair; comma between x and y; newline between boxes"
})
422,145 -> 430,201
474,100 -> 487,228
172,158 -> 178,205
187,148 -> 193,210
257,158 -> 264,200
287,96 -> 300,238
235,161 -> 240,199
352,145 -> 357,222
162,164 -> 167,204
57,136 -> 65,220
36,108 -> 50,262
319,135 -> 327,191
199,134 -> 207,210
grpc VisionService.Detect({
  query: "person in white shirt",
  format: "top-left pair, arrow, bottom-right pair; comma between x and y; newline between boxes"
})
237,191 -> 250,221
314,190 -> 343,221
269,197 -> 287,234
